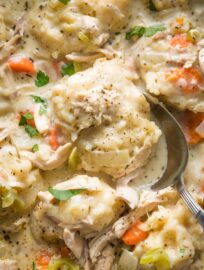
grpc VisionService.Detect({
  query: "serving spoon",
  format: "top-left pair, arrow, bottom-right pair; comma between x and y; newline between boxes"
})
145,93 -> 204,229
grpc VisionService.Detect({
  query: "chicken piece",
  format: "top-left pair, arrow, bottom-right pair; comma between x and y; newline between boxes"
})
113,187 -> 177,238
29,0 -> 131,58
94,244 -> 116,270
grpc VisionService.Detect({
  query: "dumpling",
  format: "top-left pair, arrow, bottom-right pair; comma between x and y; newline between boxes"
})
131,15 -> 204,112
33,175 -> 125,235
51,58 -> 161,178
134,200 -> 204,269
29,0 -> 131,58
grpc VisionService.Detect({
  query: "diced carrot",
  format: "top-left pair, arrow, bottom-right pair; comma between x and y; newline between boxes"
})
122,221 -> 148,246
48,127 -> 59,150
19,111 -> 36,128
170,33 -> 193,48
176,17 -> 184,26
37,251 -> 52,266
166,67 -> 203,94
35,251 -> 52,270
8,56 -> 36,74
179,110 -> 204,144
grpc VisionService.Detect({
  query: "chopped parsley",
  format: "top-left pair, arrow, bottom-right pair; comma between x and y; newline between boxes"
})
35,71 -> 49,87
19,112 -> 33,126
61,63 -> 75,77
126,25 -> 166,40
48,187 -> 86,201
31,95 -> 48,115
19,112 -> 39,138
58,0 -> 70,4
32,144 -> 39,153
149,0 -> 157,11
25,125 -> 39,137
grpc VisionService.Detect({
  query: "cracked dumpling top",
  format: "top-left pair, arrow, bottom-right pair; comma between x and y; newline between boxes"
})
51,58 -> 161,178
29,0 -> 131,58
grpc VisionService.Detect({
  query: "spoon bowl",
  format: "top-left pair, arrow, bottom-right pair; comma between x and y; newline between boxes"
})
145,93 -> 204,229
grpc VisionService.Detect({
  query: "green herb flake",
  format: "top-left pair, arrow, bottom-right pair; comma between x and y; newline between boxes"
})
61,63 -> 75,77
32,144 -> 39,153
25,125 -> 39,138
19,112 -> 33,126
125,26 -> 145,40
59,0 -> 70,4
126,25 -> 166,40
32,262 -> 37,270
144,25 -> 166,37
48,187 -> 86,201
35,71 -> 49,87
31,95 -> 48,115
149,0 -> 157,11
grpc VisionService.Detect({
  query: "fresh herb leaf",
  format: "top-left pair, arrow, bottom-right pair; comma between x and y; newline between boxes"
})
25,125 -> 39,137
149,0 -> 157,11
19,112 -> 33,126
32,144 -> 39,153
144,25 -> 166,37
125,26 -> 145,40
35,71 -> 49,87
61,63 -> 75,77
48,187 -> 86,201
31,95 -> 48,115
126,25 -> 165,40
31,95 -> 47,105
59,0 -> 70,4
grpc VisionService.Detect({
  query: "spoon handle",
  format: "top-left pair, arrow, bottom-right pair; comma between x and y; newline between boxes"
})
176,179 -> 204,230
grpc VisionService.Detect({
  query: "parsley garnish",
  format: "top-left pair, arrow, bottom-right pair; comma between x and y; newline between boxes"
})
32,144 -> 39,153
19,112 -> 33,126
25,125 -> 39,137
59,0 -> 70,4
126,25 -> 166,40
149,0 -> 157,11
61,63 -> 75,77
35,71 -> 49,87
19,112 -> 39,137
48,187 -> 86,201
31,95 -> 48,115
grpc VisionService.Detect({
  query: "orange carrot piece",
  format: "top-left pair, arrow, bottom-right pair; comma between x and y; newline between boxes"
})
166,67 -> 203,94
8,56 -> 36,74
122,221 -> 148,246
48,127 -> 59,150
37,251 -> 52,266
180,110 -> 204,145
170,33 -> 192,48
19,111 -> 36,128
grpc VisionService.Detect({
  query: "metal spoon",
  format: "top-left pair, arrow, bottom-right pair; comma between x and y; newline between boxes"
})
145,93 -> 204,229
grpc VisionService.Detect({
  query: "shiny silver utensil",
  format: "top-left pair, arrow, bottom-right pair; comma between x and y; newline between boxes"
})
145,93 -> 204,229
